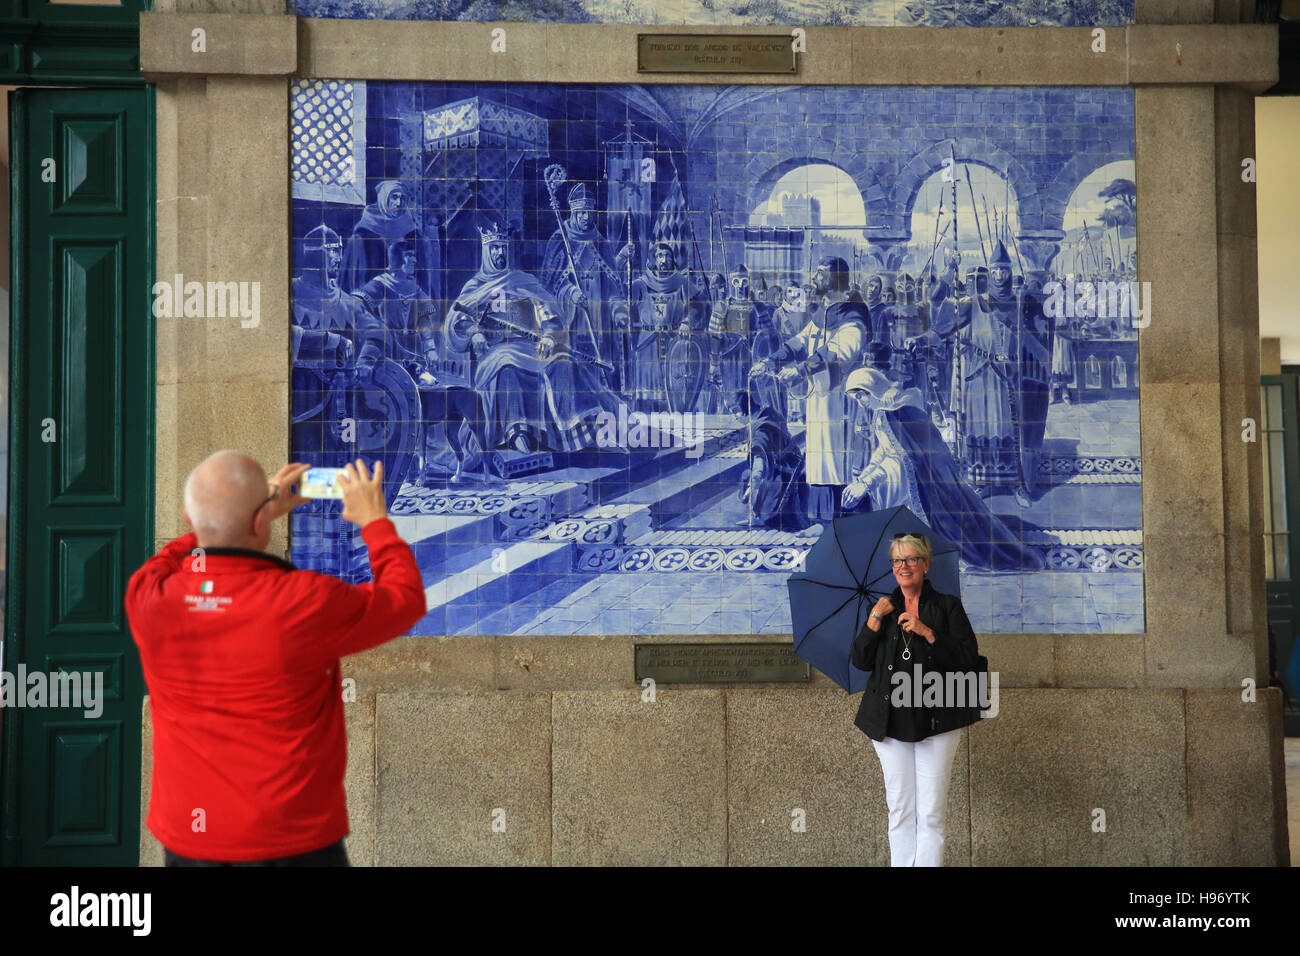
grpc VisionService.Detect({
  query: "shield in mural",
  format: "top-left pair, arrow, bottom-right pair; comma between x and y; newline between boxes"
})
351,358 -> 423,494
749,327 -> 788,412
666,335 -> 706,415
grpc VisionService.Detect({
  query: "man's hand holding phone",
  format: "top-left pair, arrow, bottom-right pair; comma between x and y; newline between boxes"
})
337,459 -> 388,529
265,463 -> 311,521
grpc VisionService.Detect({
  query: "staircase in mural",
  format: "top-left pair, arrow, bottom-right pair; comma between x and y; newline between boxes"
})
381,397 -> 1142,637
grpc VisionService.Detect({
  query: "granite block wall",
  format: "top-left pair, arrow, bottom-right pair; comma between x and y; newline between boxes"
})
139,4 -> 1288,866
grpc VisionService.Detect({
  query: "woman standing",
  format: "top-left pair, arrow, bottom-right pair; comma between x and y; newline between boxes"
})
850,532 -> 982,866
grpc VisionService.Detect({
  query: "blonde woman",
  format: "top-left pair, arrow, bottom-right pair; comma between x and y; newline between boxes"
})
850,532 -> 982,866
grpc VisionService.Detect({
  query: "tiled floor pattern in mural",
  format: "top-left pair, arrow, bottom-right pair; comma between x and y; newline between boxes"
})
388,393 -> 1142,635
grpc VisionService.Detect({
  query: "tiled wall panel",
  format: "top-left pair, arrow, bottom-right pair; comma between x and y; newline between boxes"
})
291,0 -> 1135,27
290,81 -> 1141,636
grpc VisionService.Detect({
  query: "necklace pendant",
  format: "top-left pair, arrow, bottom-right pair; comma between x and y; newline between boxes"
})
901,647 -> 911,661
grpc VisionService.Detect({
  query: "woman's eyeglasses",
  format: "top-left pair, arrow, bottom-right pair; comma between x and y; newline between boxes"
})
890,556 -> 924,567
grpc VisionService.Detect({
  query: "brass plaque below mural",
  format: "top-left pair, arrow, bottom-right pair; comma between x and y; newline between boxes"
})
636,643 -> 811,683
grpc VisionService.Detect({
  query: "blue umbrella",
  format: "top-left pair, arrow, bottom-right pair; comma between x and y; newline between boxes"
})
787,506 -> 960,693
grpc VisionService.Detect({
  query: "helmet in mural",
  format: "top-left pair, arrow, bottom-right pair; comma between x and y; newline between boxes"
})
301,224 -> 343,278
989,240 -> 1014,296
895,271 -> 914,304
729,263 -> 750,300
567,182 -> 596,211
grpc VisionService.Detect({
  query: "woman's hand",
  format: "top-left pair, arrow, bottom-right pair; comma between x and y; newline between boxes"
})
899,611 -> 936,643
866,596 -> 894,631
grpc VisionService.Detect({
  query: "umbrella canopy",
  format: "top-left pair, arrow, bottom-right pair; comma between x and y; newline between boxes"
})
787,506 -> 960,693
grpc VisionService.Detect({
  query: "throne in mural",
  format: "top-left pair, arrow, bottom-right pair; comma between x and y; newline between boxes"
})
421,96 -> 550,296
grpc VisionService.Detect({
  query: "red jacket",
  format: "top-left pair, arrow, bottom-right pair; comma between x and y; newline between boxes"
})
125,518 -> 426,861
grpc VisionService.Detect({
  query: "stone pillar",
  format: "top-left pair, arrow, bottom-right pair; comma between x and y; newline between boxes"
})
1214,85 -> 1268,651
1135,85 -> 1238,685
154,74 -> 292,556
1015,230 -> 1064,288
863,234 -> 910,302
1260,338 -> 1281,375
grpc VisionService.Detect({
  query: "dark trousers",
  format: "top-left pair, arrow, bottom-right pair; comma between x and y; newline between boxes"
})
164,838 -> 349,868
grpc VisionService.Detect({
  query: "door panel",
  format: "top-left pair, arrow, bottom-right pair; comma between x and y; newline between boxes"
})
1262,374 -> 1300,736
2,86 -> 151,866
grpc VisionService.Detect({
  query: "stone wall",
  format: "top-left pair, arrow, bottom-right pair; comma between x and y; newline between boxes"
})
138,1 -> 1290,865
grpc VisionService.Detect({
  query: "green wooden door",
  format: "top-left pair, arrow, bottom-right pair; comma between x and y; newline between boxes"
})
1,86 -> 153,865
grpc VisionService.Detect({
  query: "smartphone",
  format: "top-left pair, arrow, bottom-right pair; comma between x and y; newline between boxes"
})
301,467 -> 345,500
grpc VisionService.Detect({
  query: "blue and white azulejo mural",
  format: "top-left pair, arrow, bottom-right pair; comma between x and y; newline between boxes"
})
290,80 -> 1142,636
291,0 -> 1134,27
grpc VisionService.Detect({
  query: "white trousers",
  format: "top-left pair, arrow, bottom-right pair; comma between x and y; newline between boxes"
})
870,727 -> 964,867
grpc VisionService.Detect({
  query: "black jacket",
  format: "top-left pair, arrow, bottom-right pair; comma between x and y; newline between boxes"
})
850,578 -> 983,741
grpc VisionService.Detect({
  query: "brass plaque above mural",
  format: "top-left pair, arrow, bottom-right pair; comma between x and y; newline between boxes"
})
290,81 -> 1141,637
637,35 -> 798,74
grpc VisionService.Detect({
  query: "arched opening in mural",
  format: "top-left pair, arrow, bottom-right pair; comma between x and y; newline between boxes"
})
1112,354 -> 1127,388
1061,159 -> 1136,279
906,162 -> 1021,279
1086,354 -> 1103,388
747,163 -> 867,293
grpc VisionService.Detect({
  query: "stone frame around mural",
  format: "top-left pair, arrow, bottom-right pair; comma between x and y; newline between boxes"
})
144,11 -> 1274,688
138,9 -> 1289,869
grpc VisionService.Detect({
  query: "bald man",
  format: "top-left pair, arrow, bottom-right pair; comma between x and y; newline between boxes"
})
126,452 -> 426,866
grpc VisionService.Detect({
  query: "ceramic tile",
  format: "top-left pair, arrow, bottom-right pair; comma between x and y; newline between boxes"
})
291,81 -> 1142,635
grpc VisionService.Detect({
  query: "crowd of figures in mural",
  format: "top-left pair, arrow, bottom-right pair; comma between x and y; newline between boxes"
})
291,82 -> 1143,635
291,0 -> 1135,27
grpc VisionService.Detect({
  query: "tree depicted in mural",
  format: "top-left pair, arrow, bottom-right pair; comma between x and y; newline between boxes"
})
1098,177 -> 1136,215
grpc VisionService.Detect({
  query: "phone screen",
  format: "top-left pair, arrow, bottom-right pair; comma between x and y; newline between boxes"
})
301,467 -> 344,499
